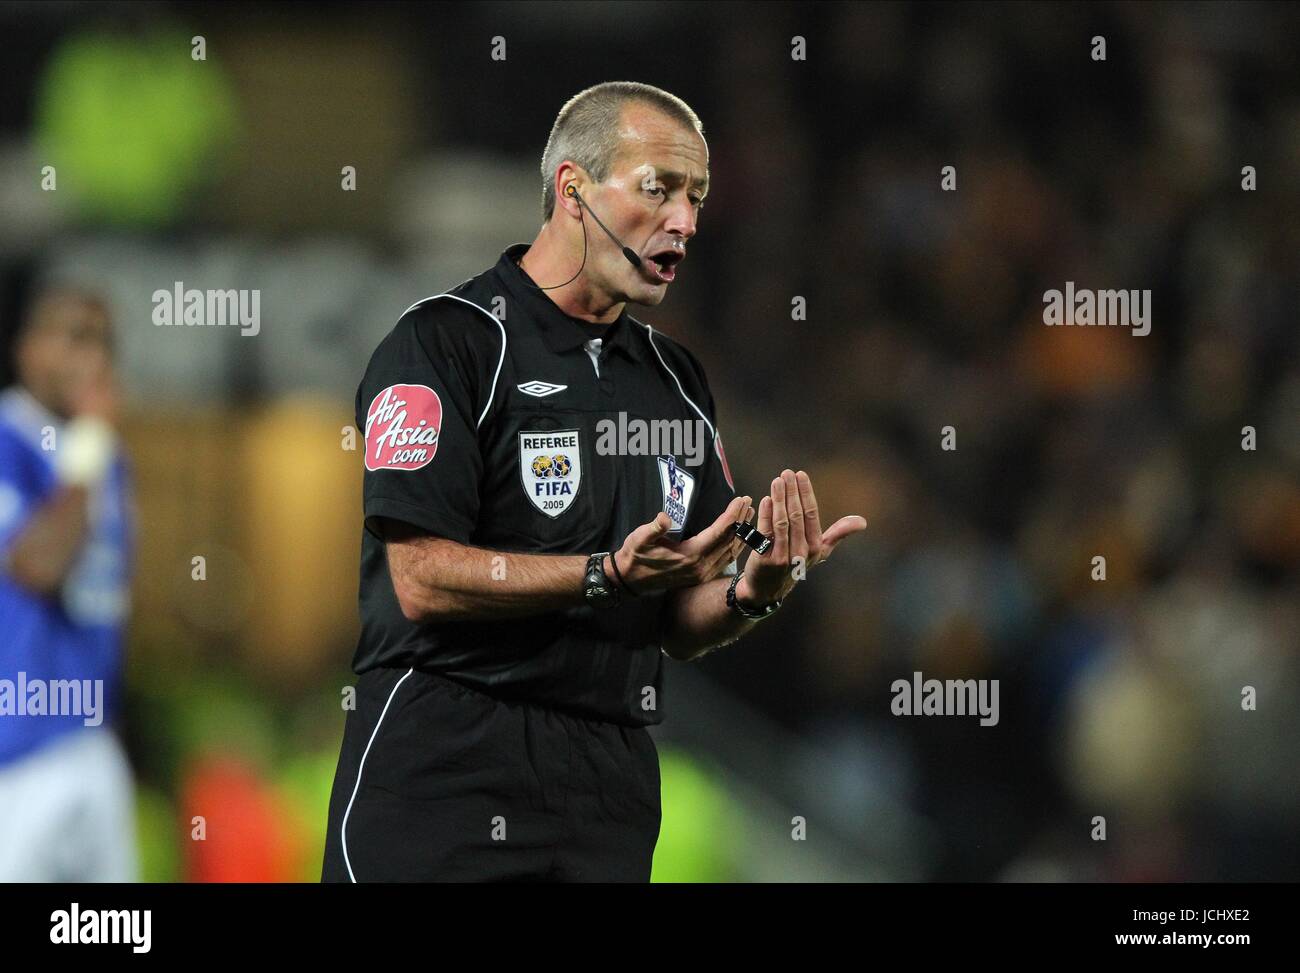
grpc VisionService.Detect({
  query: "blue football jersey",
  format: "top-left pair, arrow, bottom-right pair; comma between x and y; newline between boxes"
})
0,387 -> 133,765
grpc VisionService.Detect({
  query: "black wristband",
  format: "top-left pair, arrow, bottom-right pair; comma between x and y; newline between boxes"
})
608,551 -> 639,596
726,571 -> 781,619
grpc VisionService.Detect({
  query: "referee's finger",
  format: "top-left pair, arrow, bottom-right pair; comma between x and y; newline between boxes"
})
736,497 -> 755,559
783,469 -> 807,562
722,508 -> 749,565
692,494 -> 748,554
626,511 -> 675,557
770,475 -> 789,564
756,495 -> 772,540
795,470 -> 822,551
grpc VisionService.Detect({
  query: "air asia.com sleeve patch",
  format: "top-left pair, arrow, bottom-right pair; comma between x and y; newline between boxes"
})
365,384 -> 442,471
519,429 -> 582,517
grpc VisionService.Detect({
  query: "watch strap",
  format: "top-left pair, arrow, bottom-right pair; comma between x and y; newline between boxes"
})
584,551 -> 621,608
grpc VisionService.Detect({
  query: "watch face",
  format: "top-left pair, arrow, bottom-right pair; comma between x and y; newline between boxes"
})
586,583 -> 616,607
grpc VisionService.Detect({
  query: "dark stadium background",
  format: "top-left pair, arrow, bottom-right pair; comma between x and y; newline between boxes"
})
1,0 -> 1296,881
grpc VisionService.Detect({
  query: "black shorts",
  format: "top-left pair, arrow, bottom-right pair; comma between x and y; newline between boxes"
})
321,666 -> 662,882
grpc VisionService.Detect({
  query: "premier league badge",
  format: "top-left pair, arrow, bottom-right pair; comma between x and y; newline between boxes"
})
519,429 -> 582,518
657,454 -> 696,535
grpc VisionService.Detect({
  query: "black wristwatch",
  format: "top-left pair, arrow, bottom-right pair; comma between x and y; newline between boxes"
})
727,571 -> 781,619
584,551 -> 621,609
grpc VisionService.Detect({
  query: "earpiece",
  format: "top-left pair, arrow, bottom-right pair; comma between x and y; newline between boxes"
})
526,184 -> 643,291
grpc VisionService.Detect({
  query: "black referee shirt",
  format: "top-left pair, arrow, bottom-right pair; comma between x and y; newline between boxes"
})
352,242 -> 738,726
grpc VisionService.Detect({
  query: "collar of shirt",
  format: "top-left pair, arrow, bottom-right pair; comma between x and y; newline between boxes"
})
494,242 -> 641,363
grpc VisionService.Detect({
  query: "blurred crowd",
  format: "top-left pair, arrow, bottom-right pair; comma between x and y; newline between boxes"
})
1,1 -> 1296,880
682,2 -> 1300,880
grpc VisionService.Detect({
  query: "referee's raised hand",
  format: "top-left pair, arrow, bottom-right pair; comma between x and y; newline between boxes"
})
734,469 -> 867,608
612,494 -> 753,595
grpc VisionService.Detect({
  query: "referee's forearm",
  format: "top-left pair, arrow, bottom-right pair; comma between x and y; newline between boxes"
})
388,536 -> 590,622
661,577 -> 760,662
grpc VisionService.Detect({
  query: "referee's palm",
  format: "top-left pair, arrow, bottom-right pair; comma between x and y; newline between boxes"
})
617,495 -> 751,594
741,469 -> 868,605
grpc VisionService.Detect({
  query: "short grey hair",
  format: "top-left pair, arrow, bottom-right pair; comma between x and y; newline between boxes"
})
539,81 -> 705,223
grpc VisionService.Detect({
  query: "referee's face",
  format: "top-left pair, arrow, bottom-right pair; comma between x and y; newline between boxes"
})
593,106 -> 708,308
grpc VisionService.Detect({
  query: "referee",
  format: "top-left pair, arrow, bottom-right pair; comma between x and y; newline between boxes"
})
322,82 -> 866,882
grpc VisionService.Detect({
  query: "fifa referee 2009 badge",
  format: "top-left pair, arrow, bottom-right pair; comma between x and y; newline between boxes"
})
364,384 -> 443,472
520,429 -> 583,517
657,454 -> 695,534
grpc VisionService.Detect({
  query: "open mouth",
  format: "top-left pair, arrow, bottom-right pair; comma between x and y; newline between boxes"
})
644,247 -> 684,283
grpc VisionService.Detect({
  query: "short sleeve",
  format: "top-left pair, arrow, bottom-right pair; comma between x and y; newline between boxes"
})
358,302 -> 499,544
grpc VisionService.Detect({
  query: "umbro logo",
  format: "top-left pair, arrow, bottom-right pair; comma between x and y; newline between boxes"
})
517,381 -> 567,398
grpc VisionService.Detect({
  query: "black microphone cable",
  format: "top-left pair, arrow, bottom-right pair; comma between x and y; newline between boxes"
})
529,185 -> 642,291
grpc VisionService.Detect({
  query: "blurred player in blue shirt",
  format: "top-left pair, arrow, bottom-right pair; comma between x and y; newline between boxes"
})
0,288 -> 136,881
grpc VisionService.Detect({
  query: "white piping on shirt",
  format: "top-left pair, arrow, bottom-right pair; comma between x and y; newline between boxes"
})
400,294 -> 507,430
637,322 -> 716,441
397,299 -> 711,448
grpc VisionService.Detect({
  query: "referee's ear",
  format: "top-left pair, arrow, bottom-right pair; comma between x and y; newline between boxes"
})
560,182 -> 581,218
557,168 -> 589,216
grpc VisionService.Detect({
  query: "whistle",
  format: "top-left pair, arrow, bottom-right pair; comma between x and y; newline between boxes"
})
732,521 -> 772,555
